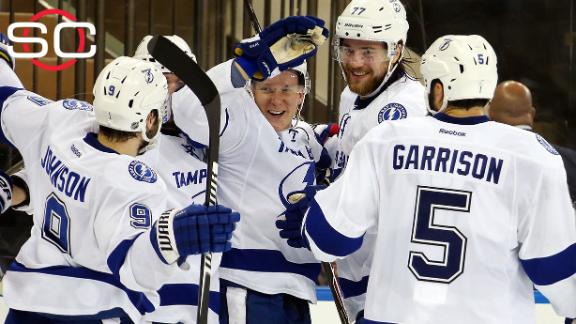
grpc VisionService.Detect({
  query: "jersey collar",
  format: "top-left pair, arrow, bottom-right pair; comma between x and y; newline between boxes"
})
83,132 -> 120,154
433,113 -> 489,125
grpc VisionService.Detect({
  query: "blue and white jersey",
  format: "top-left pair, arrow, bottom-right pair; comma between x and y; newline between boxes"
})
171,60 -> 321,302
306,114 -> 576,324
332,71 -> 427,319
332,73 -> 427,179
140,131 -> 220,324
0,83 -> 185,322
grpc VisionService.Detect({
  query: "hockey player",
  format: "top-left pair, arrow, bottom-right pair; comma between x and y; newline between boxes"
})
280,34 -> 576,324
169,16 -> 329,323
0,40 -> 239,323
325,0 -> 428,319
135,34 -> 221,324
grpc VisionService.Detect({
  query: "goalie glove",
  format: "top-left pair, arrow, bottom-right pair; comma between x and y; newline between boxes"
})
0,33 -> 15,71
151,204 -> 240,265
0,170 -> 13,214
276,185 -> 324,249
234,16 -> 329,80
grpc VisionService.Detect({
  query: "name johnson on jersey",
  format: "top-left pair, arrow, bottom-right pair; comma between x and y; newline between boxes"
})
40,146 -> 91,202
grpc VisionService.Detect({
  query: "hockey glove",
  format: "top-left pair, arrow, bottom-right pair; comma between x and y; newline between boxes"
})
234,16 -> 329,80
276,185 -> 324,249
0,170 -> 13,214
313,123 -> 339,145
151,204 -> 240,264
0,33 -> 15,71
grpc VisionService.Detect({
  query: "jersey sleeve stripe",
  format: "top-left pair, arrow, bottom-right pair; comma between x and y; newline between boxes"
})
8,260 -> 155,315
520,243 -> 576,286
158,283 -> 220,312
304,200 -> 364,257
339,275 -> 369,298
219,248 -> 321,282
107,234 -> 142,276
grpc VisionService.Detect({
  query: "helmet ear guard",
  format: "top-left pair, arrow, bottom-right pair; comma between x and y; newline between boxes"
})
420,35 -> 498,113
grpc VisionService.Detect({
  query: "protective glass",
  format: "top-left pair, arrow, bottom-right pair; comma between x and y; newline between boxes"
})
333,45 -> 389,63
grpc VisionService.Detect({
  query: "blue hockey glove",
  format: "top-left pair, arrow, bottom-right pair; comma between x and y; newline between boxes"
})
151,204 -> 240,264
276,185 -> 324,249
234,16 -> 329,80
0,33 -> 15,71
0,170 -> 13,214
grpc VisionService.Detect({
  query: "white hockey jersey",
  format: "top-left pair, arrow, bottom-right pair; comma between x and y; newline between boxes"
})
331,72 -> 427,179
307,113 -> 576,324
171,60 -> 321,302
331,71 -> 428,319
140,131 -> 220,324
0,85 -> 181,322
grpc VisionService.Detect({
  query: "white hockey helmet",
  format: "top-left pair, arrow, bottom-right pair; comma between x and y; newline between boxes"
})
93,56 -> 168,142
288,61 -> 311,94
133,35 -> 197,73
420,35 -> 498,112
335,0 -> 409,59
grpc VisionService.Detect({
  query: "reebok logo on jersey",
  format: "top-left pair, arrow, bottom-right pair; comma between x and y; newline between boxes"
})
378,103 -> 407,123
439,128 -> 466,137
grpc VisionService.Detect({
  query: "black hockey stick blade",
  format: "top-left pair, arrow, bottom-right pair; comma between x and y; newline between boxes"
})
147,36 -> 220,324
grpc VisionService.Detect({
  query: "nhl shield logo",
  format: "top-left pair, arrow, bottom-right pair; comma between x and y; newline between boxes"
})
378,103 -> 407,123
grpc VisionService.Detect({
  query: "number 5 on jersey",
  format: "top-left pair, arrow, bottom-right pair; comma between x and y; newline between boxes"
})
408,186 -> 472,283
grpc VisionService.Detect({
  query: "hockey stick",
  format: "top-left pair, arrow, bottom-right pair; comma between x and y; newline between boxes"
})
241,4 -> 351,324
147,36 -> 220,324
243,0 -> 262,33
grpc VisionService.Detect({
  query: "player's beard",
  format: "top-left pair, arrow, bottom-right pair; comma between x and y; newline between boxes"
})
344,67 -> 386,97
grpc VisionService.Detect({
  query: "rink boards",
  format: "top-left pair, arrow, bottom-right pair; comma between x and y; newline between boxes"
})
0,288 -> 565,323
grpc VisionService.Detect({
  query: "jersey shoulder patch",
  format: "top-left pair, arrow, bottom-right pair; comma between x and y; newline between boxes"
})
128,160 -> 158,183
27,95 -> 52,106
62,99 -> 94,111
378,102 -> 407,123
535,134 -> 559,155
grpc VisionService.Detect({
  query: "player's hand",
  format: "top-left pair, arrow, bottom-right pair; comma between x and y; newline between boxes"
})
234,16 -> 329,80
0,170 -> 13,214
313,123 -> 339,145
276,185 -> 324,249
0,33 -> 15,71
151,204 -> 240,264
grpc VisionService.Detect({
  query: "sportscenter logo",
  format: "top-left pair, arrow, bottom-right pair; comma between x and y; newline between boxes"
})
7,9 -> 96,71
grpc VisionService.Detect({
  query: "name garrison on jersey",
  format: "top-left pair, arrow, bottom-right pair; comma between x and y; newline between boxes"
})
40,146 -> 91,202
392,144 -> 504,184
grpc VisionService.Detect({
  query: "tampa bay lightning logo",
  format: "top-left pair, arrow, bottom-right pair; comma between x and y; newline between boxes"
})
128,160 -> 158,183
439,38 -> 453,51
536,134 -> 559,155
62,99 -> 94,111
142,68 -> 154,83
378,103 -> 407,123
278,161 -> 315,209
